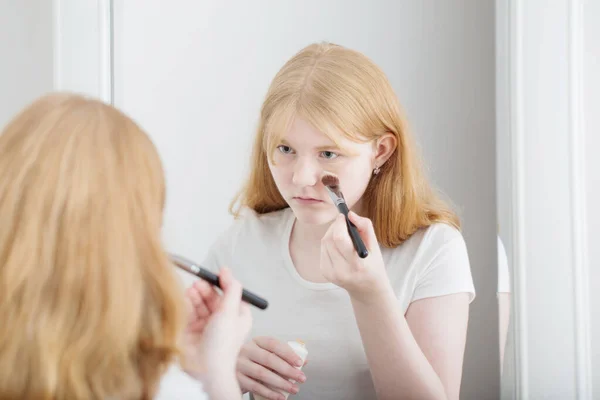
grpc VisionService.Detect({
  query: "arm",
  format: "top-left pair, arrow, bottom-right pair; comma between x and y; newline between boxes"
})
496,235 -> 511,374
320,213 -> 472,400
201,373 -> 244,400
184,268 -> 252,400
498,293 -> 511,374
351,285 -> 469,400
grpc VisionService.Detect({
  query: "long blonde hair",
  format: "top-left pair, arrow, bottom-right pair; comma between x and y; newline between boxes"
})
230,42 -> 459,247
0,93 -> 184,399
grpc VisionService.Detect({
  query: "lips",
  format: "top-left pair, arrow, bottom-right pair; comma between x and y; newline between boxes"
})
294,196 -> 321,201
292,196 -> 325,204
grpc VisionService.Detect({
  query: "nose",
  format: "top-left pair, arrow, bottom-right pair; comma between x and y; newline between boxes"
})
292,156 -> 322,187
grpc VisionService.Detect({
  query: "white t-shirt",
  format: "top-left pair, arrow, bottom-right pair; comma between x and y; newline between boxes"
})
154,364 -> 208,400
190,207 -> 475,400
497,235 -> 511,293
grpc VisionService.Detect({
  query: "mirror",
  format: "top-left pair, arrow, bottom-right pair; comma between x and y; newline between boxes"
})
2,1 -> 505,399
112,2 -> 500,399
495,1 -> 513,393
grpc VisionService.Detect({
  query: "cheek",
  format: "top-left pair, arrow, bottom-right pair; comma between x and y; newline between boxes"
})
336,160 -> 372,203
268,162 -> 291,187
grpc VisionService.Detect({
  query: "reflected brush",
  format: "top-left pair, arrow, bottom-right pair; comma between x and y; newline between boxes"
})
321,175 -> 369,259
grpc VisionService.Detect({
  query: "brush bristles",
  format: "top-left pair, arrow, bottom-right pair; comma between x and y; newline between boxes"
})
321,174 -> 339,190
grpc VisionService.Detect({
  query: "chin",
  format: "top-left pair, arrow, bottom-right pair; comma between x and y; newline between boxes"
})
289,205 -> 337,225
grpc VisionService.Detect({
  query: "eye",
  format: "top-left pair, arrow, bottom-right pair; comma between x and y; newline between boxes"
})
277,145 -> 294,154
320,151 -> 339,160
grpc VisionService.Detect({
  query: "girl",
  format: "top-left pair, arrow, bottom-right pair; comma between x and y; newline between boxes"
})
198,42 -> 475,400
0,93 -> 251,400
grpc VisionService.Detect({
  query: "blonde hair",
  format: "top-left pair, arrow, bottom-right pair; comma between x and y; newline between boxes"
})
230,42 -> 459,247
0,93 -> 184,399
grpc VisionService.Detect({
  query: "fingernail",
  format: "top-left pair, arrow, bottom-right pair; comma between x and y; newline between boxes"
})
298,373 -> 306,383
296,359 -> 303,367
290,385 -> 299,394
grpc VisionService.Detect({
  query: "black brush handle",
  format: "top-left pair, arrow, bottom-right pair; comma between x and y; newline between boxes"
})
337,203 -> 369,259
170,254 -> 269,310
195,267 -> 269,310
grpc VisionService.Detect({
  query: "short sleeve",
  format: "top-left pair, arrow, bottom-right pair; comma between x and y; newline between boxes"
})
201,220 -> 240,274
411,236 -> 476,304
201,241 -> 222,275
154,364 -> 209,400
497,235 -> 511,293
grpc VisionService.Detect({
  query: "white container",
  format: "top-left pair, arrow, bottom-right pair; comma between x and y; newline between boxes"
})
253,340 -> 308,400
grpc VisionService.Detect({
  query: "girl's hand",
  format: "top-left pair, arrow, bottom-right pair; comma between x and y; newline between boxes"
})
236,337 -> 307,400
183,268 -> 253,380
320,212 -> 391,302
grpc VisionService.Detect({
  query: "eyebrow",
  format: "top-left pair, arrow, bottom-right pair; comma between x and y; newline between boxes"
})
280,139 -> 341,152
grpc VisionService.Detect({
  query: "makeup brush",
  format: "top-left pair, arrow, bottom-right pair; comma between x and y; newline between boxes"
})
169,253 -> 269,310
321,175 -> 369,258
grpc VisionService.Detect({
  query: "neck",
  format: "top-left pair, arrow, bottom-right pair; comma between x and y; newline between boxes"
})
291,218 -> 331,248
290,199 -> 365,248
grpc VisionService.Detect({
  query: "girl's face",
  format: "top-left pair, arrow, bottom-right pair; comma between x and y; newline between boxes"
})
268,118 -> 377,226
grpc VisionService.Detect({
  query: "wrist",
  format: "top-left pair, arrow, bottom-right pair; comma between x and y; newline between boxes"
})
348,279 -> 395,307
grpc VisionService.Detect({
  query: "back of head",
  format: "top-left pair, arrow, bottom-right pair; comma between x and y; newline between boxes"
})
233,42 -> 459,245
0,93 -> 184,399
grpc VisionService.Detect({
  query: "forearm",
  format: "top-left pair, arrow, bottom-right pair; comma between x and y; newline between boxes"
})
351,285 -> 447,400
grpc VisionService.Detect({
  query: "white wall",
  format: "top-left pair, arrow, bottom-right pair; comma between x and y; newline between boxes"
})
53,0 -> 113,103
0,0 -> 54,129
495,0 -> 513,274
112,1 -> 498,398
497,0 -> 598,398
584,1 -> 600,398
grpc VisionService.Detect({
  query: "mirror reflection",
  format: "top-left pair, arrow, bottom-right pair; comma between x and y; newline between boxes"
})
0,2 -> 506,400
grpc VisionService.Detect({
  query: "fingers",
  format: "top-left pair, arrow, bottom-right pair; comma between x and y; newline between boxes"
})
237,373 -> 287,400
237,357 -> 300,395
247,343 -> 305,383
330,214 -> 357,262
347,211 -> 377,249
254,337 -> 305,369
320,214 -> 358,284
185,279 -> 220,329
185,266 -> 245,336
322,237 -> 353,285
218,267 -> 243,313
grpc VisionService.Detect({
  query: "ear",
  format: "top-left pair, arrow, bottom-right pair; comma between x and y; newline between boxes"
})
373,132 -> 397,168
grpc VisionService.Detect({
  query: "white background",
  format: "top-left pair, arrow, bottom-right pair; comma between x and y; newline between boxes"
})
496,0 -> 599,399
0,0 -> 54,129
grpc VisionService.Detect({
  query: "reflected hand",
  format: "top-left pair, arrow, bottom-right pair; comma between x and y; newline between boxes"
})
237,337 -> 307,400
320,212 -> 390,302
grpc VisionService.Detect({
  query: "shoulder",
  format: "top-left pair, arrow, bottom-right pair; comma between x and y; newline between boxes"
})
417,223 -> 469,270
207,207 -> 291,253
420,223 -> 466,255
403,223 -> 475,303
389,222 -> 466,261
233,206 -> 292,236
383,222 -> 470,284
